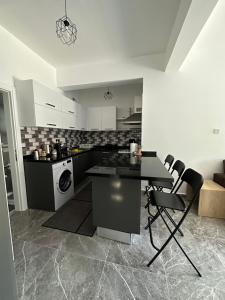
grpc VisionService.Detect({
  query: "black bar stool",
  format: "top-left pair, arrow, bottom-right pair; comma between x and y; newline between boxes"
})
147,168 -> 203,277
145,154 -> 174,195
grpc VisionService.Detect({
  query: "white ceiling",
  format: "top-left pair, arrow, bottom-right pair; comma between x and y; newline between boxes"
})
0,0 -> 180,68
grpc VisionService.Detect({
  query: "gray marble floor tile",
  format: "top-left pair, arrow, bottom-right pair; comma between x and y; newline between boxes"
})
17,226 -> 69,249
185,213 -> 225,240
107,230 -> 164,273
160,234 -> 225,276
96,262 -> 169,300
61,232 -> 111,261
13,239 -> 27,265
10,205 -> 225,300
15,241 -> 56,299
209,237 -> 225,264
166,270 -> 225,300
10,209 -> 54,241
22,250 -> 104,300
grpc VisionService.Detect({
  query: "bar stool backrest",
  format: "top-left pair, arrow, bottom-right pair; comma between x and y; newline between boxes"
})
171,160 -> 185,192
174,168 -> 203,208
164,154 -> 174,171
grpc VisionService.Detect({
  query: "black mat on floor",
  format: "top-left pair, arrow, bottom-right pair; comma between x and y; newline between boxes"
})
74,183 -> 92,202
43,184 -> 96,236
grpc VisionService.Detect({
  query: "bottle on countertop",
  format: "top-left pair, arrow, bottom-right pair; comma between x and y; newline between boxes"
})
54,139 -> 62,158
129,139 -> 138,154
52,148 -> 57,158
33,149 -> 39,160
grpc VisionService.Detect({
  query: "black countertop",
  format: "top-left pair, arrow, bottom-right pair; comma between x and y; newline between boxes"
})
86,153 -> 173,182
23,149 -> 91,164
23,145 -> 131,164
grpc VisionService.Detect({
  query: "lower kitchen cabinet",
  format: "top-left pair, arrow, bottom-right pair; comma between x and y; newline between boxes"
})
73,151 -> 93,187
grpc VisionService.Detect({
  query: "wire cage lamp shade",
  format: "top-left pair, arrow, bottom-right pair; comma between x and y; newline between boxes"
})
56,0 -> 77,46
104,88 -> 113,100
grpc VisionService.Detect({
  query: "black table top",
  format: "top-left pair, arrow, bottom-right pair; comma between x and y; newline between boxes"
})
86,153 -> 174,182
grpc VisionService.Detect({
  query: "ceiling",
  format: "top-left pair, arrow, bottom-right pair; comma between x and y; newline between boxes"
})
0,0 -> 181,68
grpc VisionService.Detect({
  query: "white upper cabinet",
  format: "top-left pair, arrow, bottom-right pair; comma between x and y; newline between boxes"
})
15,79 -> 79,129
101,106 -> 116,131
15,79 -> 117,131
61,96 -> 76,114
77,104 -> 86,130
87,106 -> 116,131
61,112 -> 76,130
87,107 -> 102,131
32,80 -> 61,110
134,96 -> 142,113
34,104 -> 61,128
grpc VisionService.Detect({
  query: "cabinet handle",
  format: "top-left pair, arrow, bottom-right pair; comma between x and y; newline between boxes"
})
47,123 -> 56,126
90,128 -> 98,131
104,128 -> 113,130
69,126 -> 75,129
45,103 -> 55,108
68,111 -> 74,114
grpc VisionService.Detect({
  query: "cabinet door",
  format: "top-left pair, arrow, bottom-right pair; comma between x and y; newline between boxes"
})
33,81 -> 60,110
34,104 -> 61,128
101,106 -> 116,130
61,112 -> 76,130
61,96 -> 76,114
67,113 -> 76,130
87,107 -> 101,131
77,104 -> 86,130
72,156 -> 81,186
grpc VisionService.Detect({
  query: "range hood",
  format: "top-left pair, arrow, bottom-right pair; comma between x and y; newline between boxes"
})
122,113 -> 142,125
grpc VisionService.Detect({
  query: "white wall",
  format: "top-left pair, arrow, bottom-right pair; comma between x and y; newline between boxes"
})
0,25 -> 56,89
0,25 -> 57,211
57,0 -> 225,179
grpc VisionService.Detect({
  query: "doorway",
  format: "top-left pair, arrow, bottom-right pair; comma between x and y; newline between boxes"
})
0,87 -> 19,300
0,84 -> 27,212
0,92 -> 15,213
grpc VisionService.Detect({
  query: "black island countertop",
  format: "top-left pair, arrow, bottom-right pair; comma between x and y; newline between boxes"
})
86,152 -> 174,182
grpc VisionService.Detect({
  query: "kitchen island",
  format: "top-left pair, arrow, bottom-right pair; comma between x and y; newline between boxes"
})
86,152 -> 173,244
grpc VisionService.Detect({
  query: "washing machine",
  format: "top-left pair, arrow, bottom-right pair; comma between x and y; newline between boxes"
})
52,158 -> 74,210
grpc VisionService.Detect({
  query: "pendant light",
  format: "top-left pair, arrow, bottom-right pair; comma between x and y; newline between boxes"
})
104,88 -> 113,100
56,0 -> 77,46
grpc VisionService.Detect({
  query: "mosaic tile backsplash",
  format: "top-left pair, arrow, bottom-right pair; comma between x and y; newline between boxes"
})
21,127 -> 141,155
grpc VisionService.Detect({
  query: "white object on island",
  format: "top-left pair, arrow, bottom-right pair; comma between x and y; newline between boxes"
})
130,142 -> 138,153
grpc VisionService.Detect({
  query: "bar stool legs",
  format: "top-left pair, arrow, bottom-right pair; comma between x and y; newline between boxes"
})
147,206 -> 202,277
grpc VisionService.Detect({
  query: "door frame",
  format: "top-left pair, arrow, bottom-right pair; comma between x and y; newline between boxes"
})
0,133 -> 18,299
0,80 -> 27,211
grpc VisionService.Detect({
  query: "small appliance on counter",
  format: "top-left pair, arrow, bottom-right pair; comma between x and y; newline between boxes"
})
129,139 -> 138,154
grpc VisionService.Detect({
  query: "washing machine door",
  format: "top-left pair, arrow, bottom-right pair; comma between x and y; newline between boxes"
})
58,169 -> 72,193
